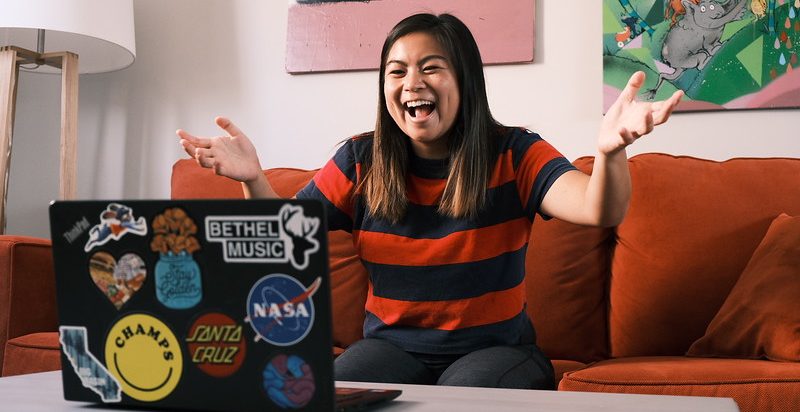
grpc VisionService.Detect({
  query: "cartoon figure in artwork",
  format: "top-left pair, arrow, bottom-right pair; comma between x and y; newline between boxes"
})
749,0 -> 778,34
616,13 -> 645,46
621,14 -> 643,37
749,0 -> 767,18
84,203 -> 148,251
644,0 -> 748,99
665,0 -> 701,27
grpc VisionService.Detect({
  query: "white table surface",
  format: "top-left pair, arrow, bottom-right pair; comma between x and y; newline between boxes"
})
0,371 -> 739,412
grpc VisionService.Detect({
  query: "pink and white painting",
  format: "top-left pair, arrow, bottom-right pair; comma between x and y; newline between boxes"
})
286,0 -> 535,73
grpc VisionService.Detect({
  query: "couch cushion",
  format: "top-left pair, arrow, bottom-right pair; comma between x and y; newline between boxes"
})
526,157 -> 612,362
2,332 -> 60,376
687,213 -> 800,361
171,159 -> 317,199
559,356 -> 800,412
0,236 -> 57,370
551,359 -> 587,388
171,159 -> 367,349
609,155 -> 800,357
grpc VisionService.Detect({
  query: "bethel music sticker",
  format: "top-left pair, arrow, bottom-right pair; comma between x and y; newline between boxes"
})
185,312 -> 247,377
205,204 -> 320,270
245,274 -> 321,346
85,203 -> 147,252
89,252 -> 147,310
262,354 -> 316,409
105,314 -> 183,402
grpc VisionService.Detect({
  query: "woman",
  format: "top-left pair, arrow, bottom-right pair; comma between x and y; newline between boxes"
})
178,13 -> 682,389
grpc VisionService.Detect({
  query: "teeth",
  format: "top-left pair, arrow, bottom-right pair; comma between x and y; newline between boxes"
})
405,100 -> 434,108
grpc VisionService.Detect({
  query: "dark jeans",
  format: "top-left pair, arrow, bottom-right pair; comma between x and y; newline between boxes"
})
334,338 -> 555,389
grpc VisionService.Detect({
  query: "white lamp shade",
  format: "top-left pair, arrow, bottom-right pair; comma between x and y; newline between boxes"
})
0,0 -> 136,74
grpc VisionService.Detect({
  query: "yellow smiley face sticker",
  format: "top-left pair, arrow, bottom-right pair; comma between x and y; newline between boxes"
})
105,313 -> 182,402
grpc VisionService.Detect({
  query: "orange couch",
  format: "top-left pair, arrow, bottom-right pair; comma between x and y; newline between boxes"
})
0,236 -> 60,376
3,153 -> 800,412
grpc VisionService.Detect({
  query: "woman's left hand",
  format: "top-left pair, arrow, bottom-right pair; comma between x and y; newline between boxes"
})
598,71 -> 683,156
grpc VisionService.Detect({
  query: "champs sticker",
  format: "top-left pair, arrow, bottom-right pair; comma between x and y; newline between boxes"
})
105,314 -> 183,402
245,274 -> 321,346
186,313 -> 246,377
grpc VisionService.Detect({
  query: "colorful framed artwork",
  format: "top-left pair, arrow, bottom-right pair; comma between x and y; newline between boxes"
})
286,0 -> 535,73
603,0 -> 800,112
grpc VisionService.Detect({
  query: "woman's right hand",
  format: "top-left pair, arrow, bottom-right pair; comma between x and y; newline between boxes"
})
176,117 -> 263,184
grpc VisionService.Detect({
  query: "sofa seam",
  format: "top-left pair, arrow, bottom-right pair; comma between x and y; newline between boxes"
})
0,240 -> 12,346
561,376 -> 800,386
624,153 -> 800,163
7,340 -> 60,350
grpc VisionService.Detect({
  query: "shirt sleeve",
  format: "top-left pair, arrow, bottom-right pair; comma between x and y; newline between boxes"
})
512,130 -> 577,220
295,140 -> 358,232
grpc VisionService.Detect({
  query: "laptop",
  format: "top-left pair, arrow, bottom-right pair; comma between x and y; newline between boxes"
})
49,199 -> 400,412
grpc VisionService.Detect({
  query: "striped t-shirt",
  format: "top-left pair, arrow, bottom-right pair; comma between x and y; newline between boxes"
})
296,127 -> 576,354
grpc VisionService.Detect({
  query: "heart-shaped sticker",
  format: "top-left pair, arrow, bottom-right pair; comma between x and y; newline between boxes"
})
89,252 -> 147,309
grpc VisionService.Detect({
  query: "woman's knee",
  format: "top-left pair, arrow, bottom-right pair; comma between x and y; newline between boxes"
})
436,345 -> 554,389
334,339 -> 434,384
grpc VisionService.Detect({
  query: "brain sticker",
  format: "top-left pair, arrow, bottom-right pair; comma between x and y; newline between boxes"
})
262,354 -> 315,409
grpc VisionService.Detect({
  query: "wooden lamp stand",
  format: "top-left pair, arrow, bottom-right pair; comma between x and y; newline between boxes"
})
0,46 -> 78,233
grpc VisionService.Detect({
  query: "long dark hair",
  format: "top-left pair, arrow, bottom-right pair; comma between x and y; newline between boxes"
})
361,13 -> 500,223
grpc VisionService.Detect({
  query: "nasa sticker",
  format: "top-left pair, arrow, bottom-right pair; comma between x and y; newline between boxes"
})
245,274 -> 321,346
85,203 -> 148,252
205,204 -> 320,270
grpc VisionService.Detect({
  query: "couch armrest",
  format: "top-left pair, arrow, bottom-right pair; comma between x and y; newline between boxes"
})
0,236 -> 57,369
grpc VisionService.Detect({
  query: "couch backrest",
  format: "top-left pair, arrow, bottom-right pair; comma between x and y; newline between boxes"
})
171,158 -> 610,362
609,154 -> 800,357
526,157 -> 613,362
173,155 -> 800,361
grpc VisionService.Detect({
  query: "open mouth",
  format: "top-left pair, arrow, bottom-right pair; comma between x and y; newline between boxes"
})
405,100 -> 436,119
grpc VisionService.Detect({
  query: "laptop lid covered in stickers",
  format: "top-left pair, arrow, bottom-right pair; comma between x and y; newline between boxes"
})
49,199 -> 335,411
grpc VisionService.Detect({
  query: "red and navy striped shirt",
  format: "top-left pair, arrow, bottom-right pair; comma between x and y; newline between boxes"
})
297,127 -> 576,354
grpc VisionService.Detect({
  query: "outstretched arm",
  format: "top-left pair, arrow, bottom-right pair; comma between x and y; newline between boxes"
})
176,116 -> 279,199
540,72 -> 683,227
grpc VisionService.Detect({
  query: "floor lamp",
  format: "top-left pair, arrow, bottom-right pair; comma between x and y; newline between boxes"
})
0,0 -> 136,234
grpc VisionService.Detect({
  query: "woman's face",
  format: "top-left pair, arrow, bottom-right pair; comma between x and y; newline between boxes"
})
383,32 -> 460,159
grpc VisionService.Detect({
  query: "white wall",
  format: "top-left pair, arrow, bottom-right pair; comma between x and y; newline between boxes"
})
7,0 -> 800,238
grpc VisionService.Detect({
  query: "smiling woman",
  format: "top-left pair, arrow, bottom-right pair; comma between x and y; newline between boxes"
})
382,33 -> 460,158
367,14 -> 496,222
177,12 -> 682,390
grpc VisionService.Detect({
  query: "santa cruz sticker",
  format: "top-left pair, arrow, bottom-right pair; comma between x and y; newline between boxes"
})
85,203 -> 147,252
205,204 -> 320,270
185,312 -> 247,377
59,326 -> 121,403
262,354 -> 316,409
104,314 -> 183,402
245,274 -> 321,346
